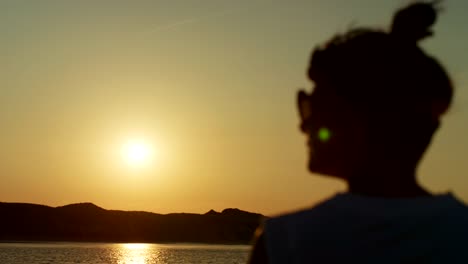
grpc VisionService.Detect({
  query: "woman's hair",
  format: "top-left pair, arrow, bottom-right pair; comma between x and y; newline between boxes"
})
308,2 -> 453,119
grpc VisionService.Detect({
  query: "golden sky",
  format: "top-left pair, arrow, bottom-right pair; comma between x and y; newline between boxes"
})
1,0 -> 468,215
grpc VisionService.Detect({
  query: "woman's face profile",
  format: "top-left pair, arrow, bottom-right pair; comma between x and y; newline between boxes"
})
298,86 -> 368,179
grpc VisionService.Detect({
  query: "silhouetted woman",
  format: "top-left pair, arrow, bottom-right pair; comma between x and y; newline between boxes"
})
249,2 -> 468,263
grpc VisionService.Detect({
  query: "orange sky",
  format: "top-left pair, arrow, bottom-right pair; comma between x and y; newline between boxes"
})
1,1 -> 468,215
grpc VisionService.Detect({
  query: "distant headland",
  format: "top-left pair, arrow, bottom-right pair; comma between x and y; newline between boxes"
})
0,202 -> 265,244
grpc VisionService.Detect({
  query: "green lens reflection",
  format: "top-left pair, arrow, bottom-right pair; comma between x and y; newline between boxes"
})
318,127 -> 331,142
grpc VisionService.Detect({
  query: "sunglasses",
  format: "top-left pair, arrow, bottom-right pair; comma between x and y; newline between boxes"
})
297,90 -> 311,121
297,90 -> 333,142
297,90 -> 312,132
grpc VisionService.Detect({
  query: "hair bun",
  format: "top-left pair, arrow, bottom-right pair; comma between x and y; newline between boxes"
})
391,2 -> 439,43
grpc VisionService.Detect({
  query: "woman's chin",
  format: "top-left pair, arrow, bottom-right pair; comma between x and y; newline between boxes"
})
308,158 -> 329,175
308,158 -> 346,179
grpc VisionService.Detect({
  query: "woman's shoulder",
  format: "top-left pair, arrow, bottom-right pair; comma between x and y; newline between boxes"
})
265,192 -> 468,234
266,193 -> 354,224
264,193 -> 346,235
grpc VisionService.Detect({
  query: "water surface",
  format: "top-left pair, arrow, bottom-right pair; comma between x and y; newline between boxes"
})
0,242 -> 251,264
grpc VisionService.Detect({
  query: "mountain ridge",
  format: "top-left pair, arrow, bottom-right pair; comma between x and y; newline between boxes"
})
0,201 -> 264,244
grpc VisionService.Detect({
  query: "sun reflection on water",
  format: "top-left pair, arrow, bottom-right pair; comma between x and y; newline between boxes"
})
123,243 -> 149,250
118,243 -> 154,264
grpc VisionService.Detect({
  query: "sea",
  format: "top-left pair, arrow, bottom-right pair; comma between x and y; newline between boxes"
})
0,242 -> 251,264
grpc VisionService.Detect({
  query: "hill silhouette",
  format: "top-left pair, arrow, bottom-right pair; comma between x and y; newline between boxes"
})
0,202 -> 264,244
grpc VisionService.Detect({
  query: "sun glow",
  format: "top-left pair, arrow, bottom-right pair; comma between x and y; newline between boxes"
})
122,140 -> 153,167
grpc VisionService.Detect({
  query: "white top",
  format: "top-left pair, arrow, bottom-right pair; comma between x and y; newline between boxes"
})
263,193 -> 468,263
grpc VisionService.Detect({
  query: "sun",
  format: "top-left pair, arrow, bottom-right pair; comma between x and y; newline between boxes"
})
122,140 -> 153,167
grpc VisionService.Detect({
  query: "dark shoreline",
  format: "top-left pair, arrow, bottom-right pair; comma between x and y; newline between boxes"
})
0,202 -> 264,245
0,240 -> 253,246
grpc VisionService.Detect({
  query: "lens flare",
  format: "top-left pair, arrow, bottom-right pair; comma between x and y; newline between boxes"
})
318,127 -> 331,142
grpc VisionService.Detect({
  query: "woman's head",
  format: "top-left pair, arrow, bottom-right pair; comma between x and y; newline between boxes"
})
298,2 -> 453,179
